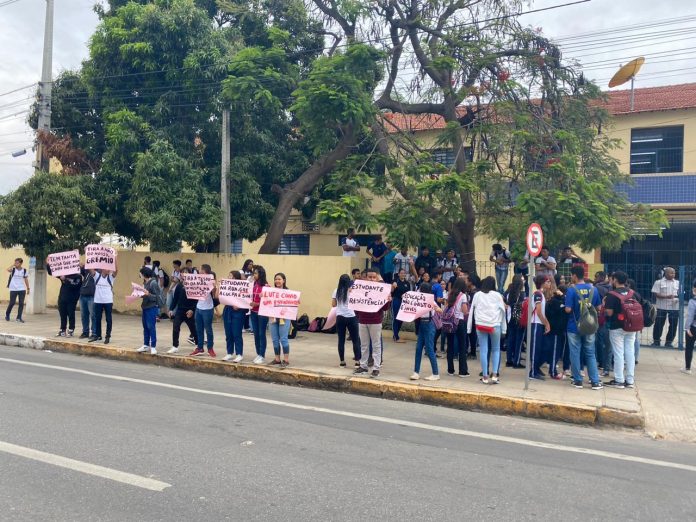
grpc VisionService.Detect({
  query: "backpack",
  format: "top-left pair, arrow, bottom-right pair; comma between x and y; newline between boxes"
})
608,289 -> 644,332
518,291 -> 540,328
432,311 -> 443,330
295,314 -> 310,331
148,279 -> 165,308
510,293 -> 524,325
308,317 -> 325,332
6,267 -> 15,288
641,298 -> 657,327
441,305 -> 459,334
574,285 -> 598,336
95,273 -> 113,289
288,320 -> 298,339
160,269 -> 170,289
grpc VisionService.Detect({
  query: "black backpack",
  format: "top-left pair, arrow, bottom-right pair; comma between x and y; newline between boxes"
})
160,269 -> 170,289
295,314 -> 310,331
6,267 -> 15,288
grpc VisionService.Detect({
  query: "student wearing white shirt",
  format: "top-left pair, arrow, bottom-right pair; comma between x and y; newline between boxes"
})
341,228 -> 360,257
535,246 -> 557,277
332,274 -> 360,367
89,259 -> 118,344
467,276 -> 507,384
651,267 -> 680,347
5,258 -> 29,323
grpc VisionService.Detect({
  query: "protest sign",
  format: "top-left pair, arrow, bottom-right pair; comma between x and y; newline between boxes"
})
347,280 -> 391,313
396,291 -> 435,322
258,287 -> 301,321
322,307 -> 337,331
218,278 -> 253,308
85,244 -> 117,271
181,273 -> 215,300
125,282 -> 146,305
47,250 -> 80,277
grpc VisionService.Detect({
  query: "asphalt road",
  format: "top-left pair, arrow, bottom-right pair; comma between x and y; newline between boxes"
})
1,346 -> 695,522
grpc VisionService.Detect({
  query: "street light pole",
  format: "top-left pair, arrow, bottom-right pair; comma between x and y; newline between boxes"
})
220,108 -> 231,254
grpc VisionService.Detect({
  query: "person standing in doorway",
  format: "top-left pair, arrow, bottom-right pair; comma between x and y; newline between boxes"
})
366,235 -> 388,273
651,267 -> 680,347
341,229 -> 361,257
5,258 -> 29,323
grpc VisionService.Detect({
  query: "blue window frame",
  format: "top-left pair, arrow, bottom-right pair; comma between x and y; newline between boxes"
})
431,147 -> 473,166
278,234 -> 310,255
630,126 -> 683,174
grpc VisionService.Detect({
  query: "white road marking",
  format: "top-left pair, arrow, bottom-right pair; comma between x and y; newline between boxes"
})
2,356 -> 696,473
0,440 -> 171,492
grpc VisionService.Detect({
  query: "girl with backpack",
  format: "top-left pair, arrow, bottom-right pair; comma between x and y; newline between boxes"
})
409,282 -> 442,381
137,267 -> 161,355
467,276 -> 507,384
90,262 -> 117,344
504,275 -> 526,369
269,273 -> 293,367
250,265 -> 270,364
333,274 -> 361,367
444,278 -> 469,377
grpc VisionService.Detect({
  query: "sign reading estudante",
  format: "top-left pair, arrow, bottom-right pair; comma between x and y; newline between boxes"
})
218,278 -> 253,308
347,280 -> 391,313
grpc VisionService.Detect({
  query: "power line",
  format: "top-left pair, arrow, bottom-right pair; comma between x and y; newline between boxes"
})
0,0 -> 22,8
0,84 -> 36,98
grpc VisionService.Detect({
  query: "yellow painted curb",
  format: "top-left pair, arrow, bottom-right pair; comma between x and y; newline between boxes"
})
3,336 -> 643,429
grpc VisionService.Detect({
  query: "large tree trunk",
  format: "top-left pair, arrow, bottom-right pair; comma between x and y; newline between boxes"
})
258,127 -> 356,254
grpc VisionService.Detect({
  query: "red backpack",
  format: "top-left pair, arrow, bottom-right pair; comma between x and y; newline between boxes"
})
518,291 -> 541,328
608,289 -> 644,332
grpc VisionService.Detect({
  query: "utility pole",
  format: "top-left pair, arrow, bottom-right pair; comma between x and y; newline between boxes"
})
27,0 -> 53,316
220,108 -> 231,254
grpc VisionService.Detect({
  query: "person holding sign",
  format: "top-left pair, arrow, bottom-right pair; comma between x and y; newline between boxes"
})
268,273 -> 293,367
444,278 -> 470,377
136,267 -> 161,355
467,277 -> 507,384
352,268 -> 391,378
46,256 -> 83,337
409,282 -> 442,381
190,264 -> 218,358
250,266 -> 270,364
222,271 -> 247,362
89,261 -> 118,344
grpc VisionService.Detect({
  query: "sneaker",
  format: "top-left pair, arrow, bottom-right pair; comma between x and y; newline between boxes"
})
410,372 -> 420,380
208,349 -> 217,358
505,361 -> 514,368
459,373 -> 470,377
190,349 -> 205,357
371,370 -> 380,378
253,356 -> 265,364
480,376 -> 489,384
367,356 -> 374,367
680,368 -> 692,375
625,382 -> 635,388
79,333 -> 89,339
233,355 -> 243,363
601,370 -> 610,377
572,380 -> 583,389
490,375 -> 499,384
564,369 -> 572,377
56,331 -> 66,337
513,363 -> 525,369
167,347 -> 179,354
591,382 -> 604,390
551,374 -> 563,380
222,354 -> 234,361
425,375 -> 440,381
136,345 -> 148,353
605,379 -> 625,389
530,373 -> 545,381
186,337 -> 196,345
88,336 -> 101,343
4,315 -> 8,321
651,341 -> 661,347
270,359 -> 282,366
281,361 -> 289,368
16,318 -> 24,323
67,330 -> 74,337
339,361 -> 347,367
353,367 -> 369,375
447,371 -> 455,376
104,336 -> 110,345
150,347 -> 157,355
354,361 -> 361,367
665,342 -> 674,348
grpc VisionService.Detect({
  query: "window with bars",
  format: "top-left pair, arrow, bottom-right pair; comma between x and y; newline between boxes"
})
630,126 -> 683,174
431,147 -> 473,166
278,234 -> 310,255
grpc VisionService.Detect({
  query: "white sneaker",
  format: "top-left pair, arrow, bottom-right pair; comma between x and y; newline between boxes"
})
222,354 -> 234,361
410,372 -> 420,380
136,345 -> 148,353
425,375 -> 440,381
150,347 -> 157,355
680,368 -> 692,375
253,356 -> 265,365
233,355 -> 243,363
166,347 -> 179,354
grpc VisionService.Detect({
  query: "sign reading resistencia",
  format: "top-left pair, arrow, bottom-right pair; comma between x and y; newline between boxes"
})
526,223 -> 544,257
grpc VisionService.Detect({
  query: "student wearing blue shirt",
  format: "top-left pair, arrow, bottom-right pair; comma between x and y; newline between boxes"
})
431,270 -> 447,356
564,265 -> 603,390
366,235 -> 388,273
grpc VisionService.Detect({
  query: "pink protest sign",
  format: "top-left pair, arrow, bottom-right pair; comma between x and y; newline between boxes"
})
181,273 -> 215,300
85,244 -> 117,271
47,250 -> 81,277
348,280 -> 391,312
125,282 -> 146,305
322,307 -> 337,331
218,278 -> 253,308
258,287 -> 301,321
396,291 -> 435,322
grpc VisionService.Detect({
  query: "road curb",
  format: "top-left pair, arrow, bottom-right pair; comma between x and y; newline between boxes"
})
0,333 -> 644,429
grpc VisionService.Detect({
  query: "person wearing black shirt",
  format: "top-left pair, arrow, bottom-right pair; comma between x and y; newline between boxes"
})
167,274 -> 198,354
391,269 -> 411,343
46,259 -> 83,337
603,271 -> 640,389
544,283 -> 569,379
415,247 -> 436,277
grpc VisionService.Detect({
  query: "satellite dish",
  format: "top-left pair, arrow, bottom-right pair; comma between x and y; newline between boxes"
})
608,57 -> 645,111
608,57 -> 645,88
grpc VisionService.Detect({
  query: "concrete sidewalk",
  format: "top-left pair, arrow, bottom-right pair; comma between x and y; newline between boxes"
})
1,310 -> 691,437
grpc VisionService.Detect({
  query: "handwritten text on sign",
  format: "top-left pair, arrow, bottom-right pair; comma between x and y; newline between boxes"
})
218,278 -> 253,308
85,245 -> 117,271
348,280 -> 391,312
181,273 -> 215,301
258,287 -> 301,321
125,282 -> 146,305
47,250 -> 81,277
396,292 -> 435,322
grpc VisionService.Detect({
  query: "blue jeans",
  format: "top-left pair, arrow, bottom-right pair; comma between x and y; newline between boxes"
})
93,302 -> 112,338
250,311 -> 268,357
634,334 -> 640,362
495,267 -> 509,294
142,307 -> 158,347
195,308 -> 214,350
222,306 -> 245,356
609,329 -> 636,385
79,295 -> 95,336
414,319 -> 438,375
477,325 -> 501,377
567,332 -> 600,384
392,298 -> 403,340
270,319 -> 292,356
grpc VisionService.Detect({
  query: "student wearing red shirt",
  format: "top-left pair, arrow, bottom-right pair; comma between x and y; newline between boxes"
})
353,268 -> 391,378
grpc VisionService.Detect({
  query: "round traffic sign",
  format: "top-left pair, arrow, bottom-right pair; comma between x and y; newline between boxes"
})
526,223 -> 543,257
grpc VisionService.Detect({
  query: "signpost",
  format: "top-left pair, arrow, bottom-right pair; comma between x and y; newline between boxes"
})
524,223 -> 543,391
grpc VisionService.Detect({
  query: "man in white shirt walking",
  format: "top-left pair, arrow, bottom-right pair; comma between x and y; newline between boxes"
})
341,228 -> 360,257
5,257 -> 29,323
651,267 -> 680,347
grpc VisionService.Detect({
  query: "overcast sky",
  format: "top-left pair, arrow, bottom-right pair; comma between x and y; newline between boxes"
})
0,0 -> 693,193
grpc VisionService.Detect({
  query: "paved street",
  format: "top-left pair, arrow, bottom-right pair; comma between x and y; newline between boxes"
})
1,345 -> 696,521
